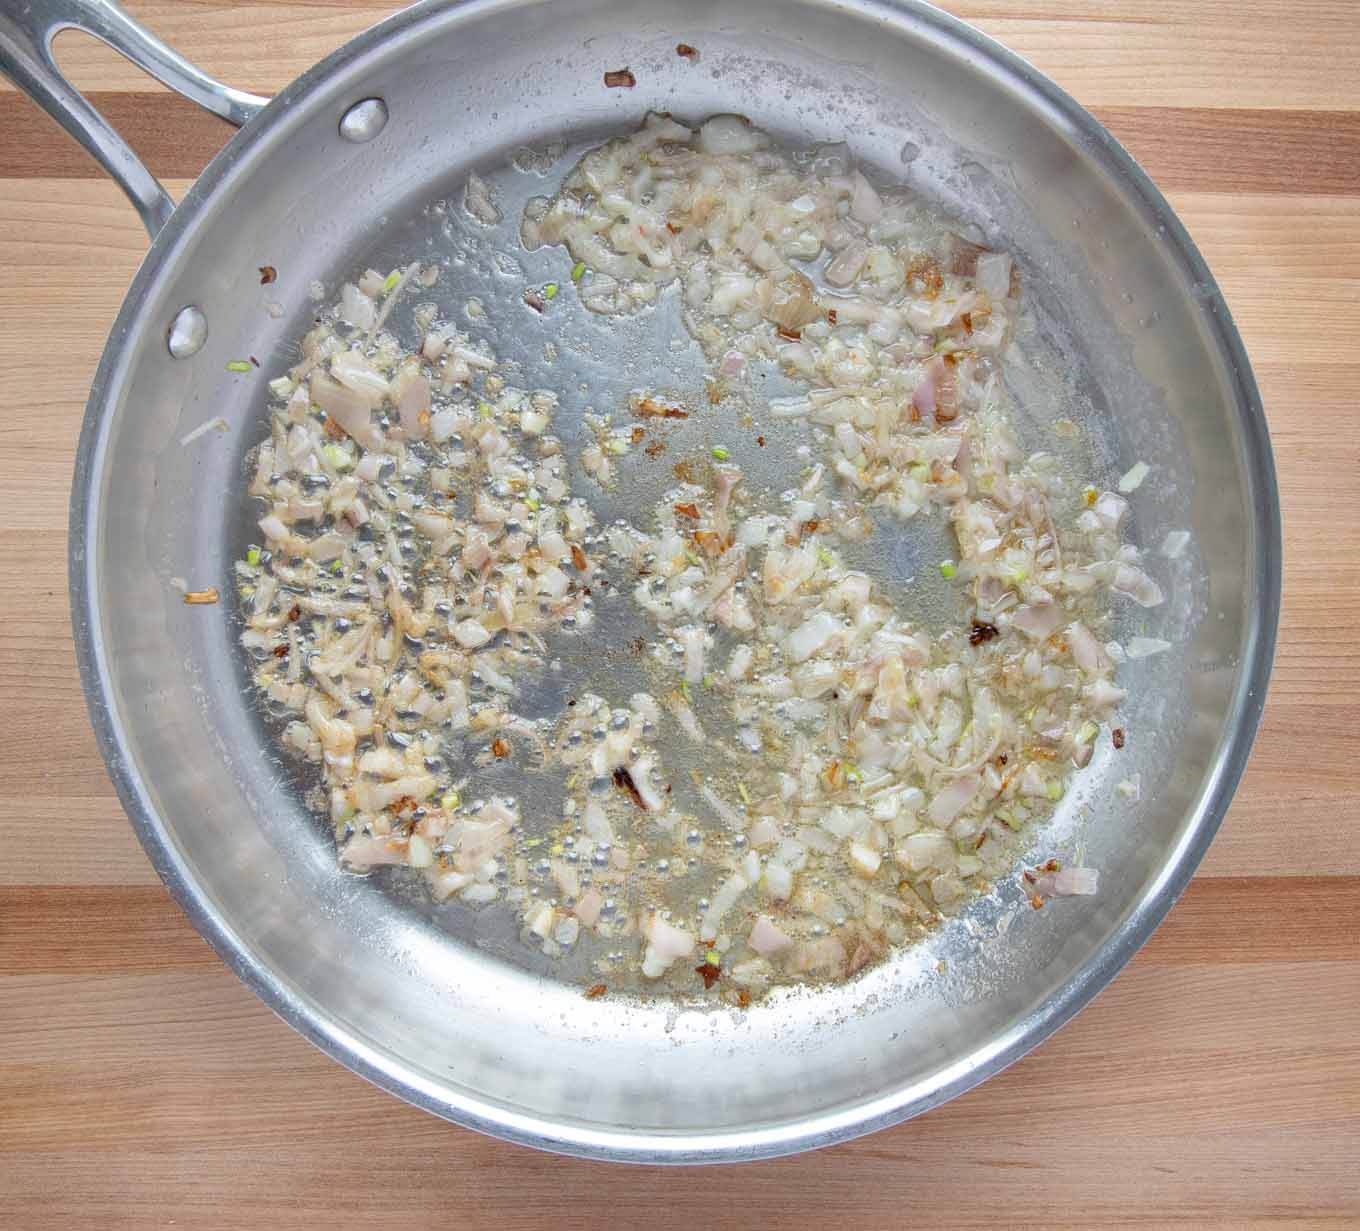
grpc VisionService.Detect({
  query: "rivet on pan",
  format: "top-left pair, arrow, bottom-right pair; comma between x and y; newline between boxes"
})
340,98 -> 389,143
167,306 -> 208,359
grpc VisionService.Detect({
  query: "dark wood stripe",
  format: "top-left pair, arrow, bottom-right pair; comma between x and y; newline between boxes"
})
1,91 -> 234,180
1092,107 -> 1360,195
3,878 -> 1355,976
3,94 -> 1357,196
0,886 -> 217,975
1138,876 -> 1360,964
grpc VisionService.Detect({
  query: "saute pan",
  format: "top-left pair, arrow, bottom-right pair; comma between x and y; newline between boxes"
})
1,0 -> 1279,1162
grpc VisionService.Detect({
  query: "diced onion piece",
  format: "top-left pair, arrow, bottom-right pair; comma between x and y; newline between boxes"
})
786,611 -> 841,663
1118,461 -> 1150,493
926,775 -> 979,826
748,915 -> 792,956
453,619 -> 492,648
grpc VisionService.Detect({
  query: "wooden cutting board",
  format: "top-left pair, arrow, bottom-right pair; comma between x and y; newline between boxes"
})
2,3 -> 1357,1226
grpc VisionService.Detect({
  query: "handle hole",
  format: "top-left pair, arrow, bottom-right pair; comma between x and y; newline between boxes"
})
44,29 -> 232,184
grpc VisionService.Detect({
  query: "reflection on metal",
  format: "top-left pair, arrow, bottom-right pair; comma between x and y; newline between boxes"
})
340,97 -> 389,144
167,305 -> 207,358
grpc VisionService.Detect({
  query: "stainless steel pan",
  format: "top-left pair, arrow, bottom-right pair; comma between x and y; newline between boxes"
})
2,0 -> 1280,1162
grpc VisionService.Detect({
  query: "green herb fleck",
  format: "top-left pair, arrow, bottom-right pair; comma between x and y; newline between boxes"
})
245,547 -> 261,567
570,260 -> 586,282
737,782 -> 751,805
711,446 -> 730,461
478,401 -> 493,419
383,269 -> 401,293
543,282 -> 559,300
524,494 -> 540,511
816,546 -> 834,567
321,443 -> 353,471
939,560 -> 957,579
226,360 -> 252,373
705,949 -> 720,966
1045,780 -> 1063,801
680,680 -> 692,703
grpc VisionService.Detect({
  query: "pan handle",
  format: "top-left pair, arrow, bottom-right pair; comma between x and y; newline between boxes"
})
0,0 -> 268,238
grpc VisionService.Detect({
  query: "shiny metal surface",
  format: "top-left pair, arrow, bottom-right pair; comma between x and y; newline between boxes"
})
338,96 -> 389,143
48,0 -> 1276,1161
0,0 -> 267,237
165,304 -> 208,359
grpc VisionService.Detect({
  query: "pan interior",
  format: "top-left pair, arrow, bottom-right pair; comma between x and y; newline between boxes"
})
79,0 -> 1266,1158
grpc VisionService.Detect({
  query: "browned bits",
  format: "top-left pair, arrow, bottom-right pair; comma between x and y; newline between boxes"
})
1112,727 -> 1126,749
676,43 -> 699,60
968,621 -> 999,646
613,765 -> 646,810
756,435 -> 766,447
630,425 -> 646,444
826,308 -> 838,324
258,265 -> 277,285
735,988 -> 751,1008
644,439 -> 666,458
674,502 -> 700,520
570,543 -> 589,572
907,255 -> 944,298
585,983 -> 608,1000
604,68 -> 636,88
491,737 -> 510,759
672,460 -> 696,483
694,961 -> 721,989
182,587 -> 220,605
287,604 -> 301,622
323,416 -> 346,439
776,325 -> 802,341
631,394 -> 688,419
522,288 -> 546,313
693,530 -> 725,556
272,644 -> 289,658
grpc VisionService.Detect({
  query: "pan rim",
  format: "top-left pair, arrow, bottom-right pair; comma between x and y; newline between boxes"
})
67,0 -> 1281,1163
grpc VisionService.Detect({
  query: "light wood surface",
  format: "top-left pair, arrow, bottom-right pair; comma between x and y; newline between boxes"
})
2,3 -> 1357,1226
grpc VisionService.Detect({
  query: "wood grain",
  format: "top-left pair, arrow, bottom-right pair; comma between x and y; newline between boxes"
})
11,93 -> 1360,198
0,2 -> 1356,1227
